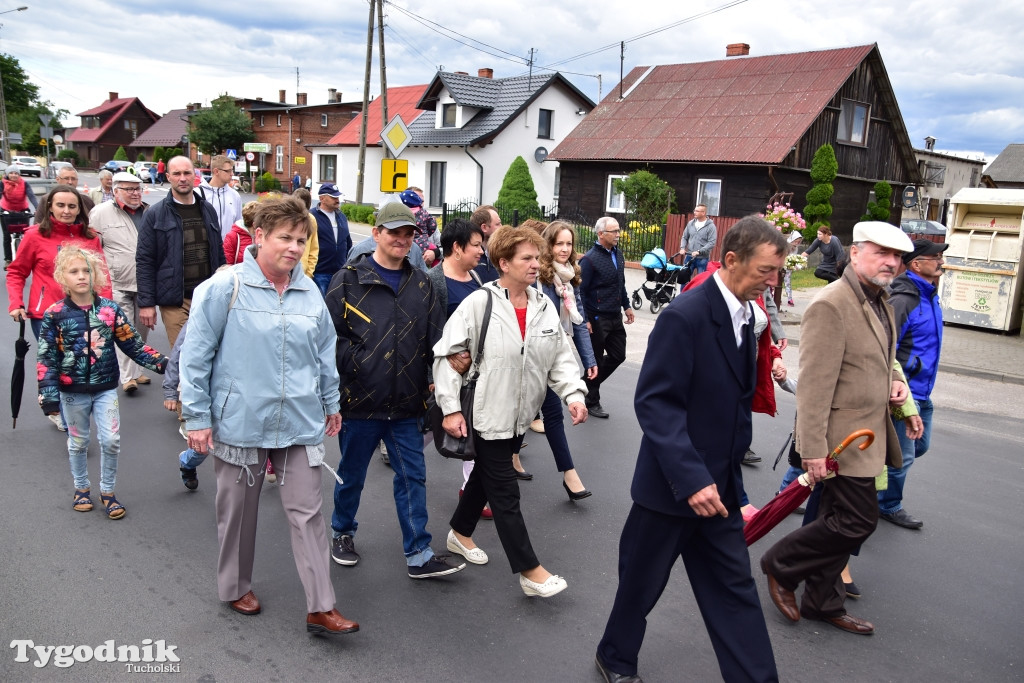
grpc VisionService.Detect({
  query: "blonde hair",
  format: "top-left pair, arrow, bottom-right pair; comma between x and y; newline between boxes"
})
53,246 -> 109,296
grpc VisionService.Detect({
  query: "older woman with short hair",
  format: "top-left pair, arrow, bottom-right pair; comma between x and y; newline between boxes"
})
433,226 -> 588,598
180,195 -> 358,635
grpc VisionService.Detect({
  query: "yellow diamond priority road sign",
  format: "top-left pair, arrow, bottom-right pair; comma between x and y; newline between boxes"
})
380,115 -> 412,157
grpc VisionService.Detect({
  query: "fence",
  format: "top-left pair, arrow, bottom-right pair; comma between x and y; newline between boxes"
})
440,200 -> 558,229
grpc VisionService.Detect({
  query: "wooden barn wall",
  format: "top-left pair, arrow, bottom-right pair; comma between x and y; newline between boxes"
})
772,167 -> 894,242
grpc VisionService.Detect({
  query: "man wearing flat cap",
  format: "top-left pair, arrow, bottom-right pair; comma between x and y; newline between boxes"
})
761,221 -> 913,636
878,238 -> 949,530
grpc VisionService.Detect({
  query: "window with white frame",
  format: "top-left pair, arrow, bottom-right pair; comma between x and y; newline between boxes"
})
429,161 -> 447,207
260,115 -> 265,127
696,179 -> 722,216
606,175 -> 627,212
319,154 -> 336,182
275,145 -> 284,172
321,113 -> 328,127
837,99 -> 869,146
277,114 -> 282,127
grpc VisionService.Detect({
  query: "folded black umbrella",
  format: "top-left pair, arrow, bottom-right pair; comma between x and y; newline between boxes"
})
11,320 -> 29,428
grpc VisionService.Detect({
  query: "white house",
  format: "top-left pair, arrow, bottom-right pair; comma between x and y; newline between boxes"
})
902,137 -> 986,223
306,69 -> 594,211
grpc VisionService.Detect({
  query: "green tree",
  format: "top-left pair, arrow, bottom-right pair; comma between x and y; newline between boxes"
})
804,143 -> 838,241
153,145 -> 166,163
862,181 -> 893,221
496,155 -> 541,220
613,168 -> 674,227
189,95 -> 254,155
113,145 -> 129,161
2,53 -> 68,157
136,152 -> 146,162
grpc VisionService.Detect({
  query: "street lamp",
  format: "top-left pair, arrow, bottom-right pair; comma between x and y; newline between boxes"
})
0,6 -> 30,162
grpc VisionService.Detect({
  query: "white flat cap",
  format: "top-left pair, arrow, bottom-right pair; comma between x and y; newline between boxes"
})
112,171 -> 142,184
852,221 -> 913,252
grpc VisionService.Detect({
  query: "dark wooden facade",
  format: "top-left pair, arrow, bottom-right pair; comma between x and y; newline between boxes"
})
74,101 -> 159,167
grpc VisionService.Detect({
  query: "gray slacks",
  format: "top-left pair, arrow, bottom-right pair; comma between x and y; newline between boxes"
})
213,446 -> 335,613
111,289 -> 148,385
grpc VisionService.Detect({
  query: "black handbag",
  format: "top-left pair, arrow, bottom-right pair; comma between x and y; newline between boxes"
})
429,290 -> 493,460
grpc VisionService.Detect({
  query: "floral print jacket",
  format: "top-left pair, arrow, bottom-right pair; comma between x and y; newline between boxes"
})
37,296 -> 167,413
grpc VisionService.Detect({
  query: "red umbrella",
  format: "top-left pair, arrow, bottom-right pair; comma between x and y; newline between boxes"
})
744,429 -> 874,546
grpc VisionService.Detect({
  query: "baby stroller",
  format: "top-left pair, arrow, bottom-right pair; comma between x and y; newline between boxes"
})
1,210 -> 33,264
631,248 -> 691,313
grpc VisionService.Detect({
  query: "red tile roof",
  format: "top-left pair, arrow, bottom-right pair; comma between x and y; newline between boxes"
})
326,84 -> 428,145
67,97 -> 159,143
551,45 -> 876,164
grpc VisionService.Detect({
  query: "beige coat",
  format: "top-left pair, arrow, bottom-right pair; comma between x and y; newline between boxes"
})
91,201 -> 146,292
795,267 -> 902,478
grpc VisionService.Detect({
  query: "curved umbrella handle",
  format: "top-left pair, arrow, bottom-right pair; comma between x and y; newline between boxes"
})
828,428 -> 875,460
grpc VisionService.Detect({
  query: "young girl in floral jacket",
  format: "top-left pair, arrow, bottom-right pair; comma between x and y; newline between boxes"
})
37,246 -> 168,519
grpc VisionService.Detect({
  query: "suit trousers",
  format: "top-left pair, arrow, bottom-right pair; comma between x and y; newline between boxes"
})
450,434 -> 540,574
585,314 -> 626,403
761,475 -> 878,618
111,289 -> 148,385
598,504 -> 778,682
213,446 -> 336,613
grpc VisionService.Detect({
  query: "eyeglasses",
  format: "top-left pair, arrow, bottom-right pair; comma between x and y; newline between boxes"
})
217,167 -> 233,174
117,187 -> 143,194
603,229 -> 621,234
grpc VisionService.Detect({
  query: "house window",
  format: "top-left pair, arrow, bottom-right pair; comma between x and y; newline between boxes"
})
970,167 -> 980,187
319,154 -> 337,183
429,161 -> 447,207
538,109 -> 553,139
837,99 -> 869,146
260,115 -> 265,127
553,166 -> 561,200
321,114 -> 328,128
923,162 -> 946,187
275,145 -> 284,172
696,179 -> 722,216
277,114 -> 282,127
606,174 -> 627,212
442,103 -> 457,128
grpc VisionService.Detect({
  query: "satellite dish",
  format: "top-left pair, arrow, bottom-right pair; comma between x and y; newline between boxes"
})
534,146 -> 548,163
52,135 -> 64,145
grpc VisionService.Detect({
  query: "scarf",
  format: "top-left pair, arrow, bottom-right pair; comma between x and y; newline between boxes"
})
551,261 -> 584,328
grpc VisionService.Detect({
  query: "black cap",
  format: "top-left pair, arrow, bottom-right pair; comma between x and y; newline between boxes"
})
902,238 -> 949,265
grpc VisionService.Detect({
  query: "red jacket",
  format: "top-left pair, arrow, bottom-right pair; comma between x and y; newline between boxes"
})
682,262 -> 781,416
1,176 -> 30,212
223,221 -> 254,264
6,222 -> 111,319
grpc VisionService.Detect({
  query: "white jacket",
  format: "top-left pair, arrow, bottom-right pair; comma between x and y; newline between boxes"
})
432,281 -> 587,440
91,200 -> 146,292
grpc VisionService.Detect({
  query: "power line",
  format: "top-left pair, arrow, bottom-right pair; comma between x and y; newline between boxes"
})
384,23 -> 438,70
386,1 -> 527,65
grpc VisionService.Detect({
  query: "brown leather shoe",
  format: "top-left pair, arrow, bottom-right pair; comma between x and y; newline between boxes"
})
823,613 -> 874,635
228,591 -> 261,615
306,608 -> 359,635
122,379 -> 138,394
135,375 -> 151,385
760,560 -> 799,622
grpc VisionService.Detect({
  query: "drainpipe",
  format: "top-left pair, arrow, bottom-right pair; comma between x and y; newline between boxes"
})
288,113 -> 293,182
464,145 -> 483,204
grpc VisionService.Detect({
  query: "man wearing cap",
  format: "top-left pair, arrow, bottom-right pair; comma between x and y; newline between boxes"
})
198,154 -> 243,240
760,221 -> 913,636
311,182 -> 352,296
878,238 -> 949,530
91,172 -> 152,393
325,202 -> 464,579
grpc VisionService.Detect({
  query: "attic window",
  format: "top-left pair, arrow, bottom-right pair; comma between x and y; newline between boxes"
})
538,109 -> 553,139
837,99 -> 869,146
922,162 -> 946,187
442,103 -> 457,128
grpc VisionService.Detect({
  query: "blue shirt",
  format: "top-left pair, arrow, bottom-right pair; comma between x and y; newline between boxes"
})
445,276 -> 480,317
370,256 -> 403,292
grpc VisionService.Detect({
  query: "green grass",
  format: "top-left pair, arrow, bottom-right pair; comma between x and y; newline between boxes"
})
790,268 -> 825,290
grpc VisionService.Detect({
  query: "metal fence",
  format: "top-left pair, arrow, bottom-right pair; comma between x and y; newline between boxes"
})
440,200 -> 558,229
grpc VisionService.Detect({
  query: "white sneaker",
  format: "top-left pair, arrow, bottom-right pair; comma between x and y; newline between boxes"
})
520,573 -> 567,598
48,413 -> 67,432
446,530 -> 488,565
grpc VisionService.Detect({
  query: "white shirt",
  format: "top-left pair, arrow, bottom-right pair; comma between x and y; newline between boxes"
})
712,271 -> 751,347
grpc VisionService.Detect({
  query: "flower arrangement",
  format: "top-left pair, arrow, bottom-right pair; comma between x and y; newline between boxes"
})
761,202 -> 807,234
785,253 -> 809,271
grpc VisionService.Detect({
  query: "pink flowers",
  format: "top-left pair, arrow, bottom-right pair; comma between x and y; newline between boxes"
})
96,305 -> 116,328
761,203 -> 807,234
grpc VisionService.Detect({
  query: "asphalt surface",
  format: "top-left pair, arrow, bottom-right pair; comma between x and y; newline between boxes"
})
3,187 -> 1022,680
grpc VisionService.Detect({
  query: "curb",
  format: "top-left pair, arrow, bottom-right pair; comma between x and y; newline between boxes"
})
936,364 -> 1024,386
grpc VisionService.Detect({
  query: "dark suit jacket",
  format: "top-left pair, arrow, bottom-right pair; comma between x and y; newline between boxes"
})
630,276 -> 755,517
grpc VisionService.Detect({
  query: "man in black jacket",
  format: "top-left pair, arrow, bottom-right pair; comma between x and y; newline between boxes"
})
579,217 -> 634,418
325,202 -> 464,580
136,156 -> 224,346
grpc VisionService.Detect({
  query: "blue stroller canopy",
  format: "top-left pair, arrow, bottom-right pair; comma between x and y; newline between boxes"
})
641,248 -> 682,271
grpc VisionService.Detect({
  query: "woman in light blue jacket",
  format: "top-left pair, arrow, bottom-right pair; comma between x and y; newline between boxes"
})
180,196 -> 358,637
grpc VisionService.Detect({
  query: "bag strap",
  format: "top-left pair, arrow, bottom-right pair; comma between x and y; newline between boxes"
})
468,288 -> 494,379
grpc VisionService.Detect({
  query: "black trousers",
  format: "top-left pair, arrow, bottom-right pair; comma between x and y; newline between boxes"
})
761,475 -> 878,618
585,314 -> 626,403
450,434 -> 539,574
598,504 -> 778,682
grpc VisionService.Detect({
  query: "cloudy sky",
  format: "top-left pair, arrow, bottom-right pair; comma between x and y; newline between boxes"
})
4,0 -> 1019,159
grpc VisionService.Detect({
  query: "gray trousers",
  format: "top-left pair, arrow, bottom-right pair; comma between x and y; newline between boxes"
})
111,289 -> 148,385
213,446 -> 336,613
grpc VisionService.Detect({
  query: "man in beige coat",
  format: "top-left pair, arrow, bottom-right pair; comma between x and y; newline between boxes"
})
761,221 -> 913,636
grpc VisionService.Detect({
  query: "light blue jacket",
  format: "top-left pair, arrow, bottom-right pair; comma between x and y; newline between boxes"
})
180,246 -> 341,449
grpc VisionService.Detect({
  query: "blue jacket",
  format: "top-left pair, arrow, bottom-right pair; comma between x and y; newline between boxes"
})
539,281 -> 597,369
579,242 -> 629,317
889,271 -> 943,399
311,207 -> 352,278
37,296 -> 167,413
136,192 -> 225,307
179,248 -> 341,448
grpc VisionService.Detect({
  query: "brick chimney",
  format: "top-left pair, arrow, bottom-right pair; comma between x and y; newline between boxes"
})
278,89 -> 286,103
186,103 -> 194,112
297,92 -> 308,106
726,43 -> 750,57
328,88 -> 337,103
478,68 -> 494,79
335,91 -> 343,102
109,91 -> 118,101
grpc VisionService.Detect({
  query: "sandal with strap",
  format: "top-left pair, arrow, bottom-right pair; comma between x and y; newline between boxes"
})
73,489 -> 93,512
100,493 -> 126,520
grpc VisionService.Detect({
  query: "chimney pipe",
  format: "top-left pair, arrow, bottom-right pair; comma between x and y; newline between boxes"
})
297,92 -> 308,106
328,88 -> 337,103
725,43 -> 750,57
279,89 -> 286,103
477,68 -> 494,79
924,136 -> 936,151
336,91 -> 343,102
109,91 -> 118,101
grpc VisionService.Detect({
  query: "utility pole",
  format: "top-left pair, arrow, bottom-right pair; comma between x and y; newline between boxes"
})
0,68 -> 8,162
377,0 -> 390,160
355,0 -> 375,204
619,42 -> 625,99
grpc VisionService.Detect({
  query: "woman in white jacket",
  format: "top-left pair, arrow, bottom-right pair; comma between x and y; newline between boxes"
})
433,226 -> 588,598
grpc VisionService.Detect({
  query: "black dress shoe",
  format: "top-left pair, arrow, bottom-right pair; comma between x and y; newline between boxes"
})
563,481 -> 593,501
595,654 -> 643,683
514,468 -> 533,481
742,449 -> 762,465
587,403 -> 610,419
880,508 -> 923,530
844,581 -> 862,599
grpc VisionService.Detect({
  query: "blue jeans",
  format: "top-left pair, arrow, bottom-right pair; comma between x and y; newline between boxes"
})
313,272 -> 333,298
179,448 -> 207,469
331,417 -> 434,566
63,390 -> 120,493
778,465 -> 804,493
690,257 -> 709,275
878,399 -> 933,514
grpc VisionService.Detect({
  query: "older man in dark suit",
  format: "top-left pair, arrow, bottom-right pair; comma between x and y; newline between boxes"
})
595,216 -> 787,683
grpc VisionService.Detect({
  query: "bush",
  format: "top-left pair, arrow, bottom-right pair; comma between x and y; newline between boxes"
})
340,204 -> 375,224
804,144 -> 837,229
153,146 -> 165,163
614,169 -> 673,228
113,145 -> 129,161
57,149 -> 80,165
496,156 -> 541,219
862,181 -> 893,222
254,172 -> 281,193
136,152 -> 146,162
